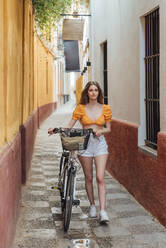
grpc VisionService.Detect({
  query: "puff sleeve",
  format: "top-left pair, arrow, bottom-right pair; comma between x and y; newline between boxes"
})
104,105 -> 112,122
72,104 -> 84,120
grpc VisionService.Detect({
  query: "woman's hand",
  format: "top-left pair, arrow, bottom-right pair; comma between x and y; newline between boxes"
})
93,129 -> 103,137
48,128 -> 54,135
93,122 -> 111,137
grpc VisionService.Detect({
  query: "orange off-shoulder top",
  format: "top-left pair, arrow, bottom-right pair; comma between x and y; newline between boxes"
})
72,104 -> 112,127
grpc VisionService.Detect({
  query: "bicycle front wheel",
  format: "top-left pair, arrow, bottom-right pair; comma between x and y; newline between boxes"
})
61,163 -> 68,212
63,170 -> 74,232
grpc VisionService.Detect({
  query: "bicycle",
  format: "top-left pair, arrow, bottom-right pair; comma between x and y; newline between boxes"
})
50,127 -> 94,232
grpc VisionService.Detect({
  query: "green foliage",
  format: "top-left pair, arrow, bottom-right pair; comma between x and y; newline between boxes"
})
32,0 -> 73,36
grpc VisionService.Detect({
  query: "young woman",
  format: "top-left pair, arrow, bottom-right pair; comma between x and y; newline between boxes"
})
49,81 -> 112,223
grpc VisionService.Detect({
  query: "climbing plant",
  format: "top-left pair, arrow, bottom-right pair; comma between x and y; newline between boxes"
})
32,0 -> 74,37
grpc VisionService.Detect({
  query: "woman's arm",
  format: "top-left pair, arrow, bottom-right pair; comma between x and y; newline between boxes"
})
66,119 -> 77,128
103,121 -> 111,133
95,122 -> 111,137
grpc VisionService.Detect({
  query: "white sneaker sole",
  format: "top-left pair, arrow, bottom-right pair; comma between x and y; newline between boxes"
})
89,215 -> 97,218
100,218 -> 109,224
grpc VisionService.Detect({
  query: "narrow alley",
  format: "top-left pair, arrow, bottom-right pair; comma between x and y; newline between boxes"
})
1,1 -> 166,247
13,102 -> 166,248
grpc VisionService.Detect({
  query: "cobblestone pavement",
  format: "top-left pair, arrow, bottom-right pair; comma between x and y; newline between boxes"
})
13,102 -> 166,248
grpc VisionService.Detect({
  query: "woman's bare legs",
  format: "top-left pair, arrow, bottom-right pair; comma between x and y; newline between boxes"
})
78,155 -> 95,205
94,154 -> 108,210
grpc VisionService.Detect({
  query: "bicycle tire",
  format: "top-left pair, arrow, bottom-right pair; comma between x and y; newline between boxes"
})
63,170 -> 74,232
59,155 -> 66,192
61,162 -> 68,212
58,155 -> 64,192
59,155 -> 64,177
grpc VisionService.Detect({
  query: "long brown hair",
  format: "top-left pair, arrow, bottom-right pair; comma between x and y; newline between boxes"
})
79,81 -> 104,104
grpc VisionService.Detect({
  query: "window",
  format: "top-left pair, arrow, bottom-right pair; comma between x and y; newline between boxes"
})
103,41 -> 108,104
144,8 -> 160,149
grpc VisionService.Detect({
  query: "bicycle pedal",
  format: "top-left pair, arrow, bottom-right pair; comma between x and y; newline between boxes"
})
73,199 -> 80,206
51,186 -> 58,190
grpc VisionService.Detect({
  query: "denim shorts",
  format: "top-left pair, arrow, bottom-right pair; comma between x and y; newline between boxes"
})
78,134 -> 108,157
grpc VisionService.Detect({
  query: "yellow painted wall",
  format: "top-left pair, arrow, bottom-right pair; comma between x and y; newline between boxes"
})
76,76 -> 83,104
34,33 -> 38,110
36,37 -> 54,107
5,0 -> 23,142
0,0 -> 55,146
22,0 -> 34,123
47,53 -> 54,103
88,66 -> 91,82
0,0 -> 5,146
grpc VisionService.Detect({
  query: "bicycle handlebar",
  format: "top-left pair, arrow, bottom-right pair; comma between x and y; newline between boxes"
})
52,127 -> 95,136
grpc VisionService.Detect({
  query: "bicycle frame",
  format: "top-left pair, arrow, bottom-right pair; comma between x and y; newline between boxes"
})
58,151 -> 79,211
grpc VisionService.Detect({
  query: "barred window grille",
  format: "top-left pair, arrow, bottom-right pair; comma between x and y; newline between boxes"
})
103,41 -> 108,104
144,8 -> 160,149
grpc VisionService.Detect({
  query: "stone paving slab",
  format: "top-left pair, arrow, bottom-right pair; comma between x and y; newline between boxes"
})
13,101 -> 166,248
23,229 -> 57,239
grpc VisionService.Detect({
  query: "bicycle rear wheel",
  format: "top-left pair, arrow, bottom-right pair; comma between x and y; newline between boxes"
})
63,170 -> 74,232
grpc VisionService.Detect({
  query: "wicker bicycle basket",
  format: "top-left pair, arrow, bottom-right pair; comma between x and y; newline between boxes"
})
60,129 -> 91,151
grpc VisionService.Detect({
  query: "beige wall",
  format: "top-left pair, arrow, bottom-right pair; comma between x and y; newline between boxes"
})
91,0 -> 166,131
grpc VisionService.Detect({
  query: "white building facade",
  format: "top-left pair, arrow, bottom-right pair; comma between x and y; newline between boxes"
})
90,0 -> 166,226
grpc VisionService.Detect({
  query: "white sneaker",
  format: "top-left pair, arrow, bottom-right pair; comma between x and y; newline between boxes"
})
89,205 -> 97,218
99,210 -> 109,224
